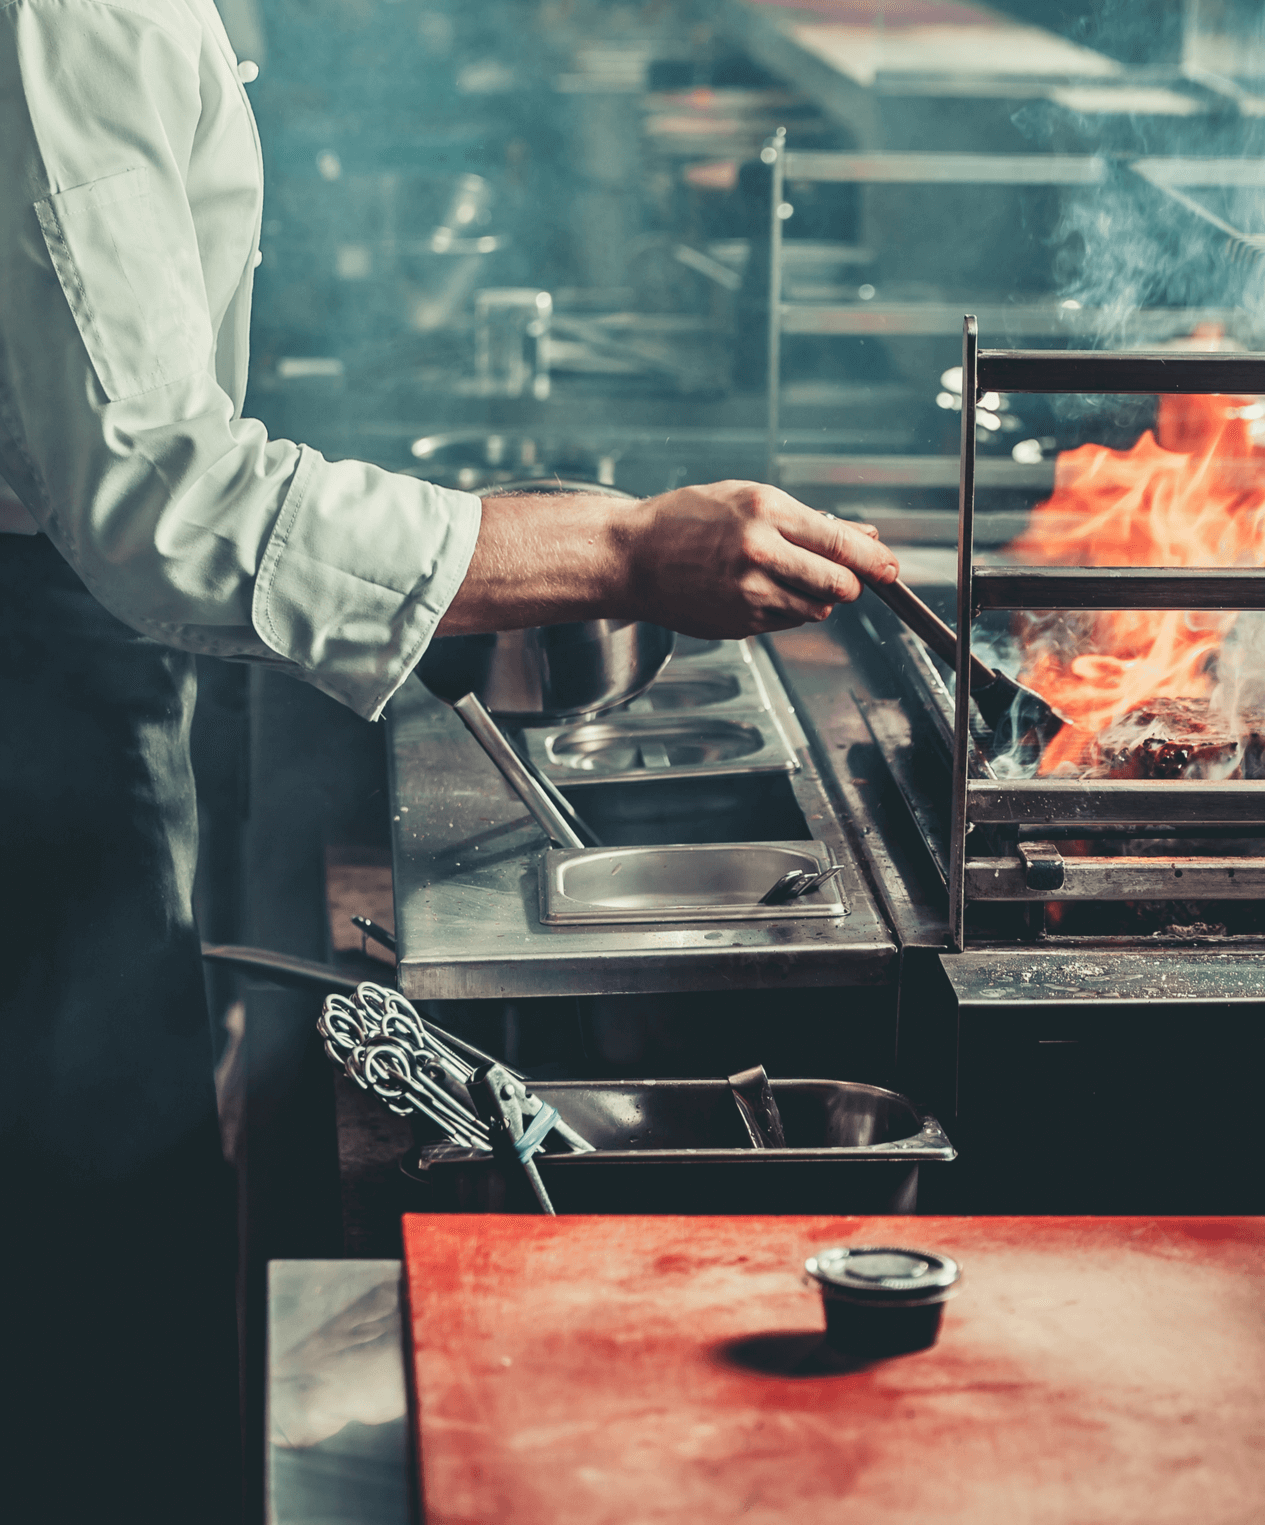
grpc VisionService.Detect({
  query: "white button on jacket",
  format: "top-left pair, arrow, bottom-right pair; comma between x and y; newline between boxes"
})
0,0 -> 481,720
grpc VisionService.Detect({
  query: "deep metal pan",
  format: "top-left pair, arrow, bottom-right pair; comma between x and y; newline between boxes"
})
401,1078 -> 954,1215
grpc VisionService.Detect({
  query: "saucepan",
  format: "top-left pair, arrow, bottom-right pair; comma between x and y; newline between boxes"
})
416,481 -> 675,725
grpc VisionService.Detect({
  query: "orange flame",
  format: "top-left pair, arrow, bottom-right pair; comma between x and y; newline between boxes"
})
1004,391 -> 1265,774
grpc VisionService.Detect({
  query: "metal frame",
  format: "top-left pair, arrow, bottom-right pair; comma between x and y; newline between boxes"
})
949,318 -> 1265,950
766,128 -> 787,483
762,146 -> 1265,488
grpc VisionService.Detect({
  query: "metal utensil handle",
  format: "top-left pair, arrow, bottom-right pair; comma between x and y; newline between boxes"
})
784,864 -> 845,900
759,869 -> 809,906
507,731 -> 602,848
865,576 -> 996,691
453,693 -> 587,851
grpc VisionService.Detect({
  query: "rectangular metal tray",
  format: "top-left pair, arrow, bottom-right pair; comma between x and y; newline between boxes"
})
539,841 -> 847,925
402,1079 -> 955,1215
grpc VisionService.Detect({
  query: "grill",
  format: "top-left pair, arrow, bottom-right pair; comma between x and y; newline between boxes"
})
948,321 -> 1265,950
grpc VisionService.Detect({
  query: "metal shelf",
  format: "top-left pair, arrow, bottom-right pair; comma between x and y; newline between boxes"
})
781,151 -> 1106,184
776,455 -> 1052,490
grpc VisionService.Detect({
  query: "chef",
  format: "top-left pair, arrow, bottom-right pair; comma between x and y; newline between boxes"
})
0,1 -> 898,1518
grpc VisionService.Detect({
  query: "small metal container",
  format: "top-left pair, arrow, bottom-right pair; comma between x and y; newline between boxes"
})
521,638 -> 800,784
539,841 -> 846,924
805,1245 -> 962,1356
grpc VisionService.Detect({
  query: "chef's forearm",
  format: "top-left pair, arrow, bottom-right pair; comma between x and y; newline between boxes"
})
435,492 -> 633,635
438,481 -> 899,641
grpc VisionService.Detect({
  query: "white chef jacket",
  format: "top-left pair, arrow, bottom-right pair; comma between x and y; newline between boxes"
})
0,0 -> 481,720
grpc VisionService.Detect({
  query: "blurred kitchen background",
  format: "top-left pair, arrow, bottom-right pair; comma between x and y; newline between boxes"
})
221,0 -> 1265,506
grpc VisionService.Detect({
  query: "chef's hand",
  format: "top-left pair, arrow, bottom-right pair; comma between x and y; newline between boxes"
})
628,481 -> 898,637
435,480 -> 899,638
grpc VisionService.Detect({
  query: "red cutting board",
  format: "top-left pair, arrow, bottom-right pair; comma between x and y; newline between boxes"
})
402,1215 -> 1265,1525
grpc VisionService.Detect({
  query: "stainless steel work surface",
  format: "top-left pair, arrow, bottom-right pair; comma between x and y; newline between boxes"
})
387,640 -> 895,999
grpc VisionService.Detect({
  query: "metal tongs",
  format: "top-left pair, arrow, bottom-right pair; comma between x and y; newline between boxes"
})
471,1062 -> 594,1215
317,983 -> 593,1162
759,864 -> 845,906
862,574 -> 1065,756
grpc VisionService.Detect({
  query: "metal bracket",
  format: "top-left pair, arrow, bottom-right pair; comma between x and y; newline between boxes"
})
1018,841 -> 1065,893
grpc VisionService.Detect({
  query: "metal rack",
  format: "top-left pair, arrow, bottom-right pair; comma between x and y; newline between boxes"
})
948,317 -> 1265,951
762,141 -> 1265,492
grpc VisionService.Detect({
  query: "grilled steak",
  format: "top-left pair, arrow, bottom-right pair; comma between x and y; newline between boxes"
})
1090,697 -> 1265,779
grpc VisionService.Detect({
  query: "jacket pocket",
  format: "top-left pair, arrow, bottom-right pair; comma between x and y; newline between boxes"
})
34,167 -> 205,402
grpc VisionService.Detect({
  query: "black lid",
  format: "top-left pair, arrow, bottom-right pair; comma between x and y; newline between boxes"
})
805,1245 -> 961,1307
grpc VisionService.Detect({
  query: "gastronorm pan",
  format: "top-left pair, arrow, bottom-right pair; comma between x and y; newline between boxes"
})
400,1078 -> 954,1214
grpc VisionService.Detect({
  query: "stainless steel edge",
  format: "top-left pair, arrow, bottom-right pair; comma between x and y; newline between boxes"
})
949,315 -> 978,954
940,948 -> 1265,1005
762,626 -> 951,951
968,777 -> 1265,826
966,853 -> 1265,900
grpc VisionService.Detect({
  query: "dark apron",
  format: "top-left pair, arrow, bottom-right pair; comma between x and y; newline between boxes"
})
0,533 -> 240,1521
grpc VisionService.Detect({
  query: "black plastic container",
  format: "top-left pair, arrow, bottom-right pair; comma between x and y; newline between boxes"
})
805,1245 -> 962,1356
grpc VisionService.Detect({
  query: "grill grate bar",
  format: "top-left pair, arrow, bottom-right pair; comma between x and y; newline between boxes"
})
968,779 -> 1265,828
974,566 -> 1265,611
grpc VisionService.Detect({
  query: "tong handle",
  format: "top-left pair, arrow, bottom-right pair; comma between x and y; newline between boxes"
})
472,1064 -> 557,1215
759,863 -> 844,906
865,576 -> 996,691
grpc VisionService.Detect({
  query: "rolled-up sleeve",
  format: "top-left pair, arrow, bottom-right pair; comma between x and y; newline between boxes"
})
0,0 -> 481,720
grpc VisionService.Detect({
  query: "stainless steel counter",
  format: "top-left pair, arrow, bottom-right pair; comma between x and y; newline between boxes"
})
387,640 -> 895,999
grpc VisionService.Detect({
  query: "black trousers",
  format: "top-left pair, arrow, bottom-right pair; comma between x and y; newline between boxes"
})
0,534 -> 240,1521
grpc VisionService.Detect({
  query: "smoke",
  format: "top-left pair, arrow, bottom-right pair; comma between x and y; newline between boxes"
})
981,4 -> 1265,778
1050,167 -> 1265,349
1210,607 -> 1265,738
1011,0 -> 1265,361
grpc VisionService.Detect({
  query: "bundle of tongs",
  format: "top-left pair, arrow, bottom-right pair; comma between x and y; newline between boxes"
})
317,984 -> 592,1184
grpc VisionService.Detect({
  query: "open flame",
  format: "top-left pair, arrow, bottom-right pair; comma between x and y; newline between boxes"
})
1004,385 -> 1265,775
